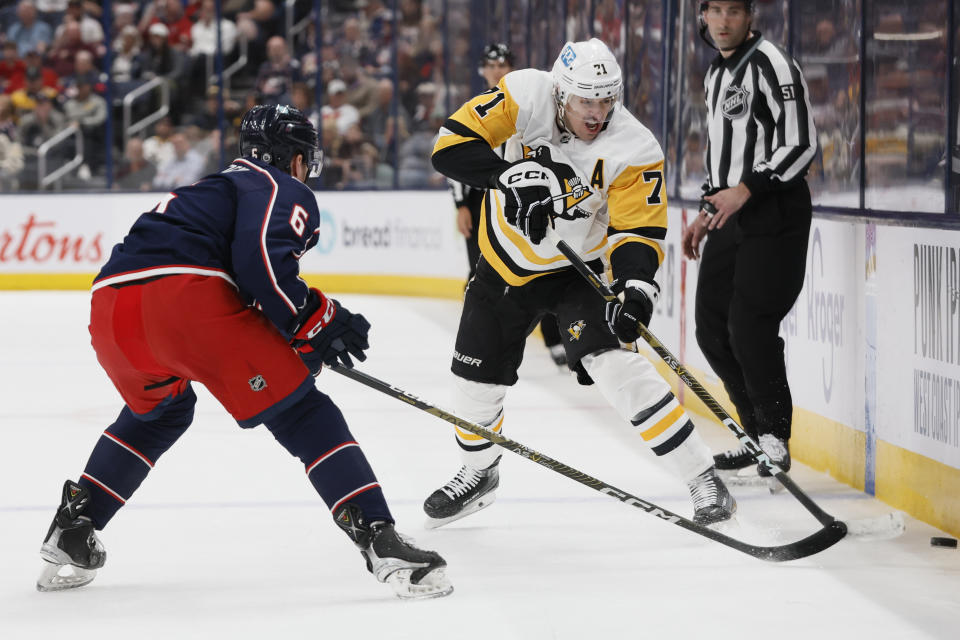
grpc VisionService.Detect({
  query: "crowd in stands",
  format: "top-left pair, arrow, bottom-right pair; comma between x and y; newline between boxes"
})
0,0 -> 458,191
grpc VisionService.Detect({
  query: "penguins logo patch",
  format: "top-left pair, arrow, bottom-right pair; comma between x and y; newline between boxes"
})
529,146 -> 592,221
721,85 -> 750,120
567,320 -> 587,341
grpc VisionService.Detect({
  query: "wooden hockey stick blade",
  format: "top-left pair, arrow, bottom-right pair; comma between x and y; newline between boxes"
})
545,227 -> 841,527
330,364 -> 847,562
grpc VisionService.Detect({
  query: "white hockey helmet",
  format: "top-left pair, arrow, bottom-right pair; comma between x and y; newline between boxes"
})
551,38 -> 622,127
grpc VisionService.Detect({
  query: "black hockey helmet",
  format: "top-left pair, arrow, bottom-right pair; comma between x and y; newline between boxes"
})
481,42 -> 514,67
698,0 -> 754,49
239,104 -> 322,177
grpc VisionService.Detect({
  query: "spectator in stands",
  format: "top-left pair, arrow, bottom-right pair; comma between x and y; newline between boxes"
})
143,115 -> 175,168
35,1 -> 69,28
54,0 -> 104,50
290,82 -> 320,130
10,65 -> 57,115
5,49 -> 60,95
0,94 -> 24,191
255,35 -> 302,106
63,71 -> 106,171
141,0 -> 194,51
115,137 -> 157,191
48,19 -> 99,78
191,0 -> 238,59
153,130 -> 205,189
7,1 -> 53,58
112,24 -> 144,89
62,50 -> 103,98
141,21 -> 189,117
409,81 -> 438,133
0,42 -> 25,94
111,3 -> 138,38
234,0 -> 281,65
341,59 -> 378,121
321,78 -> 359,136
336,17 -> 374,71
362,77 -> 409,159
19,90 -> 65,150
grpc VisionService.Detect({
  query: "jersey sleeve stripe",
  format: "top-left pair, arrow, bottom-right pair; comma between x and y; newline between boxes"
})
236,158 -> 297,316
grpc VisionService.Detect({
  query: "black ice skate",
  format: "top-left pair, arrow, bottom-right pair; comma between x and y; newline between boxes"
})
713,440 -> 755,472
423,457 -> 500,529
37,480 -> 106,592
687,468 -> 736,526
335,503 -> 453,600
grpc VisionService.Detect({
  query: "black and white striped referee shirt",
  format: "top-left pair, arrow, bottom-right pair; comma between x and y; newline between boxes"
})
703,31 -> 816,197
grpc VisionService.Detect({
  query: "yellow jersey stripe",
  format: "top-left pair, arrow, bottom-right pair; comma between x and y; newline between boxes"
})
434,131 -> 481,154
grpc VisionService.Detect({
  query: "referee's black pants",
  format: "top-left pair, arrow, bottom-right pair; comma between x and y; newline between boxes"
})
694,182 -> 812,441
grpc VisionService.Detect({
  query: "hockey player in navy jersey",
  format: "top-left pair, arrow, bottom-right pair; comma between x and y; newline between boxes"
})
37,104 -> 452,600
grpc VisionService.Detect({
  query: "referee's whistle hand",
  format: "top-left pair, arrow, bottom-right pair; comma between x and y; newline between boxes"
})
682,217 -> 708,260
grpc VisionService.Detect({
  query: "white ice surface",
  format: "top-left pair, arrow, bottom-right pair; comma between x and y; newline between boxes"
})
1,291 -> 958,640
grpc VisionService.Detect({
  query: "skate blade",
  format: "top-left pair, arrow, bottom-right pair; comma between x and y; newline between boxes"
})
423,492 -> 496,530
36,560 -> 97,592
386,568 -> 454,600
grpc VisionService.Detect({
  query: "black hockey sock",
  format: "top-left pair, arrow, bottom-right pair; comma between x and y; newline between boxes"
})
79,387 -> 196,528
265,388 -> 393,523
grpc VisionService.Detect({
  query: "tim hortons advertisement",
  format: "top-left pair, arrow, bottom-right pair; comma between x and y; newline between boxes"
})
880,225 -> 960,468
0,193 -> 151,272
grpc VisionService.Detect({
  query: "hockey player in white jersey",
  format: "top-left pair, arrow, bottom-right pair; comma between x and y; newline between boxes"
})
425,38 -> 736,528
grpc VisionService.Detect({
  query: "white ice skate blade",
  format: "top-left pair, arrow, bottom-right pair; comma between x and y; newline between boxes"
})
385,568 -> 454,600
423,491 -> 496,529
36,560 -> 97,592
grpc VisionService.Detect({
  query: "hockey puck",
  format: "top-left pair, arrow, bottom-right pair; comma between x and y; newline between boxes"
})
930,536 -> 958,548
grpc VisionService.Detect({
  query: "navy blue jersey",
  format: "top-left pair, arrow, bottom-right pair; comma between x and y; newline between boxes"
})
94,157 -> 320,337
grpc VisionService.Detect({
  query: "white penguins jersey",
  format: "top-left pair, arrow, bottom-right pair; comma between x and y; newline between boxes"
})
433,68 -> 667,287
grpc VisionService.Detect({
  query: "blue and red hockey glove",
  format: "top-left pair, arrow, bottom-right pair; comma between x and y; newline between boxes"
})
291,288 -> 370,373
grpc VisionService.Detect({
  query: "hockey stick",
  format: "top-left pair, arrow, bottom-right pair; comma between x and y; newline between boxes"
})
330,364 -> 846,562
544,227 -> 844,530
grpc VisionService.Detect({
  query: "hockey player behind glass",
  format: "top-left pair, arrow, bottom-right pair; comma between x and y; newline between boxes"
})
36,104 -> 452,600
425,38 -> 735,529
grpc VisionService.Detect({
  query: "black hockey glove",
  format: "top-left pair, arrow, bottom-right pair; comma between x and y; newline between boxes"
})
291,288 -> 371,373
605,280 -> 660,343
492,159 -> 557,244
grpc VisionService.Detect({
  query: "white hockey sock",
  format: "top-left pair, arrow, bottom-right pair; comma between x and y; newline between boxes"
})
452,375 -> 506,470
583,349 -> 712,481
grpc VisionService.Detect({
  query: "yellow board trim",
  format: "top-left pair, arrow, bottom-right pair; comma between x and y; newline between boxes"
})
0,273 -> 468,299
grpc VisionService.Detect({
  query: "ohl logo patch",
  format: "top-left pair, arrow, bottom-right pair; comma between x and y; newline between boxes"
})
567,320 -> 587,341
721,85 -> 750,120
248,375 -> 267,392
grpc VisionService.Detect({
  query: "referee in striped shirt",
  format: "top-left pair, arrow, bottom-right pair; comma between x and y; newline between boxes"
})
681,0 -> 816,477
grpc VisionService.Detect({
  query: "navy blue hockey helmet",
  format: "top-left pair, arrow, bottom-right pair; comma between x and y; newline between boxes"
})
239,104 -> 322,177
